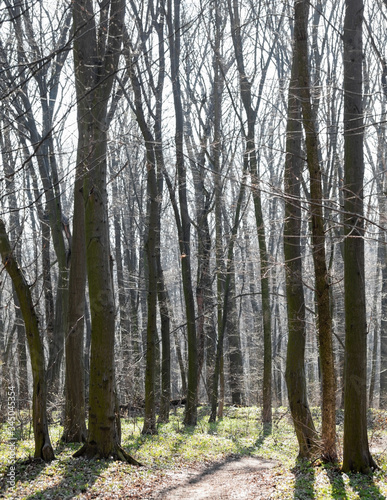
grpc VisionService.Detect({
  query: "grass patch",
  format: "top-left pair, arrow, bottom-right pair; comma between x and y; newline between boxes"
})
0,406 -> 386,499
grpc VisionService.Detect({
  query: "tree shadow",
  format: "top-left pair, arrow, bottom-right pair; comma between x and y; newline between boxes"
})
153,454 -> 276,499
0,437 -> 66,496
324,464 -> 348,499
0,458 -> 45,497
292,458 -> 316,499
196,405 -> 211,420
347,471 -> 385,499
0,442 -> 111,500
255,422 -> 272,449
24,454 -> 111,500
123,419 -> 195,466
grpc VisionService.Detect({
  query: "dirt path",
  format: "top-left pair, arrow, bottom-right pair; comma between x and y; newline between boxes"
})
152,456 -> 280,499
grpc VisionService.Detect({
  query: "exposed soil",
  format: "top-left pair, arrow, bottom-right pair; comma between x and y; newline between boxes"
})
151,456 -> 280,499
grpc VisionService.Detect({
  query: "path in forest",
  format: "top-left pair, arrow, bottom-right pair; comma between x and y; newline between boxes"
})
153,456 -> 280,499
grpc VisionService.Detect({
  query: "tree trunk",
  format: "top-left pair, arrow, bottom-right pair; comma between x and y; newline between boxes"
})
294,0 -> 337,462
166,0 -> 198,426
226,263 -> 245,405
209,160 -> 248,422
228,0 -> 272,425
0,220 -> 55,461
342,0 -> 376,473
1,124 -> 29,408
283,47 -> 318,460
5,3 -> 72,398
62,168 -> 87,443
71,0 -> 140,464
142,144 -> 159,435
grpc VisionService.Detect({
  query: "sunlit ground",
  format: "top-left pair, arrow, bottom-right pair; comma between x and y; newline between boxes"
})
0,406 -> 386,499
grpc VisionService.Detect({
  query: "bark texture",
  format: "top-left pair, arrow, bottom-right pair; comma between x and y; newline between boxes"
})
294,0 -> 337,462
283,47 -> 319,460
0,220 -> 55,461
342,0 -> 376,473
72,0 -> 140,464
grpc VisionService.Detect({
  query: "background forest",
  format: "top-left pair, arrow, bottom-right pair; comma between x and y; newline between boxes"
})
0,0 -> 386,487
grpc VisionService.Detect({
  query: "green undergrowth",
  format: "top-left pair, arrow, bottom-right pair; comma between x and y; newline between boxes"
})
124,405 -> 298,467
0,406 -> 386,499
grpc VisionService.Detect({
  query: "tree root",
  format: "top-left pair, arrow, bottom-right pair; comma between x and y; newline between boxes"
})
73,442 -> 142,466
41,443 -> 55,462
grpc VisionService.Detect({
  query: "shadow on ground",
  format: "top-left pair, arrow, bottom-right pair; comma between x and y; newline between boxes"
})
153,455 -> 278,500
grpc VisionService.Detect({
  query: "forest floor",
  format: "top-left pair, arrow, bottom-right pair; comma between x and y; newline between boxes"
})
1,406 -> 387,499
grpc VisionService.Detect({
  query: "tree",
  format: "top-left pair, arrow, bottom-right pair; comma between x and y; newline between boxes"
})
283,39 -> 318,460
123,0 -> 173,428
0,122 -> 28,408
294,0 -> 337,462
128,55 -> 160,435
71,0 -> 139,463
1,1 -> 72,397
342,0 -> 377,473
165,0 -> 198,426
209,151 -> 249,422
226,0 -> 286,425
62,85 -> 87,444
0,220 -> 55,461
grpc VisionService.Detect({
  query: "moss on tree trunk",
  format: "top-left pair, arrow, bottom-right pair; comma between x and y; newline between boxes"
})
0,220 -> 55,461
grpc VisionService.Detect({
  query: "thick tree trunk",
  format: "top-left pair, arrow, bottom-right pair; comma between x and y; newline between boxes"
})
62,172 -> 87,443
342,0 -> 376,473
72,0 -> 140,464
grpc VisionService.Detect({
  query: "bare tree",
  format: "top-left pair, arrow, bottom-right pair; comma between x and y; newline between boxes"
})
71,0 -> 139,463
283,37 -> 318,460
294,0 -> 337,462
0,220 -> 55,461
342,0 -> 377,473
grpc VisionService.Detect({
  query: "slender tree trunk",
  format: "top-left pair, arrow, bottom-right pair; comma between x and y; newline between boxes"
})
228,0 -> 272,425
294,0 -> 337,462
378,170 -> 387,408
5,3 -> 72,398
284,47 -> 318,460
157,263 -> 171,423
380,237 -> 387,407
1,125 -> 29,408
142,143 -> 159,435
209,159 -> 248,422
212,12 -> 224,409
0,220 -> 55,461
368,270 -> 379,408
226,265 -> 245,405
166,0 -> 198,426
